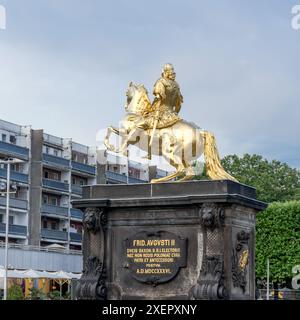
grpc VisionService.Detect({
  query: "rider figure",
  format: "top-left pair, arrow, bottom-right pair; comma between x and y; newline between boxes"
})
120,64 -> 183,157
140,63 -> 183,129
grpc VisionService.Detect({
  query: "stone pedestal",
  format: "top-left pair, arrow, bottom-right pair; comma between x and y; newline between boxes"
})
73,180 -> 267,300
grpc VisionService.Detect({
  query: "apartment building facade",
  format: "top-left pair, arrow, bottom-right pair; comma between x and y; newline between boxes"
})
0,119 -> 167,269
0,120 -> 96,252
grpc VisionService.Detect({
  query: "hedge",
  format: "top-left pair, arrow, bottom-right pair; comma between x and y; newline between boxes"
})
256,201 -> 300,284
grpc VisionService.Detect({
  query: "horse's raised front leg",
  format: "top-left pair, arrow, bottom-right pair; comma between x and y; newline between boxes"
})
104,126 -> 116,152
104,126 -> 128,153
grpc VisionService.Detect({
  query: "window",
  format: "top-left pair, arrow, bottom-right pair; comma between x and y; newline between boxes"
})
49,172 -> 59,180
51,222 -> 57,230
72,177 -> 76,185
42,220 -> 47,229
50,197 -> 58,206
2,134 -> 6,142
46,147 -> 49,154
11,163 -> 21,172
9,215 -> 14,225
9,135 -> 16,144
42,195 -> 48,204
0,215 -> 14,224
44,170 -> 59,181
53,149 -> 58,157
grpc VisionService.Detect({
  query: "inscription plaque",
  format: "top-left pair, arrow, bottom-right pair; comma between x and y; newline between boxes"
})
124,230 -> 187,285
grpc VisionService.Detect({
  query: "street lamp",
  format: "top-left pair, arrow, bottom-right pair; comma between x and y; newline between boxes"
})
0,158 -> 23,300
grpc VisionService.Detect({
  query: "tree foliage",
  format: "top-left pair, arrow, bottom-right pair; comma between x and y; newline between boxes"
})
221,154 -> 300,203
7,283 -> 24,300
256,201 -> 300,284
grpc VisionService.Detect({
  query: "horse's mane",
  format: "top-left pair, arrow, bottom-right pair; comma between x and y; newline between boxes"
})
127,83 -> 152,115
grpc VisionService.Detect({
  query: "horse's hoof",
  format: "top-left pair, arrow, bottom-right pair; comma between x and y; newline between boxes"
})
177,175 -> 194,182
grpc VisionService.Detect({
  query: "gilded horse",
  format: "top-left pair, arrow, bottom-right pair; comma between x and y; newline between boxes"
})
104,83 -> 236,183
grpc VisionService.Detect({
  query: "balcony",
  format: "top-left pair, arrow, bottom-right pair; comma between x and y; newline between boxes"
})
105,171 -> 127,183
0,168 -> 29,184
71,161 -> 96,175
42,178 -> 69,192
69,232 -> 82,243
0,223 -> 27,236
0,196 -> 28,210
43,154 -> 70,169
0,141 -> 29,160
41,204 -> 69,217
43,133 -> 63,147
71,184 -> 82,196
0,243 -> 82,272
70,208 -> 83,220
105,171 -> 146,184
41,228 -> 68,241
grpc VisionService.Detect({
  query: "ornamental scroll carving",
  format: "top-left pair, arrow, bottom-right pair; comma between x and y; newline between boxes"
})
75,207 -> 107,300
191,203 -> 227,300
232,230 -> 250,293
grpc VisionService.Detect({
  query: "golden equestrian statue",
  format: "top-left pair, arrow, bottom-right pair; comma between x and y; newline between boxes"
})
104,63 -> 237,183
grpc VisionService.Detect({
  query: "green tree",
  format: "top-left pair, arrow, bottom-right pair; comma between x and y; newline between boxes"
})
221,154 -> 300,203
256,201 -> 300,284
48,290 -> 62,300
27,287 -> 47,300
7,283 -> 24,300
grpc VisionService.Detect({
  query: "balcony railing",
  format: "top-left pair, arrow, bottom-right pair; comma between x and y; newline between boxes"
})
0,223 -> 27,236
42,178 -> 69,192
0,196 -> 28,210
70,208 -> 83,220
71,161 -> 96,175
128,176 -> 146,184
71,142 -> 89,154
105,171 -> 127,183
43,154 -> 70,168
0,120 -> 22,134
0,168 -> 29,184
43,133 -> 63,147
0,140 -> 29,160
69,232 -> 82,242
0,242 -> 82,255
41,228 -> 68,241
105,171 -> 146,184
41,204 -> 69,217
71,184 -> 82,195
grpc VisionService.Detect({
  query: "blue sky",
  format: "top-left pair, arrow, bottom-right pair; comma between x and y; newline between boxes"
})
0,0 -> 299,168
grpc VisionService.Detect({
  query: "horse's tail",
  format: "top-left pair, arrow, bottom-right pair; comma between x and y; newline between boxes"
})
201,131 -> 238,182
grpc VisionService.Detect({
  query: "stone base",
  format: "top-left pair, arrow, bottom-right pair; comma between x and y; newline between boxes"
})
73,180 -> 267,300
